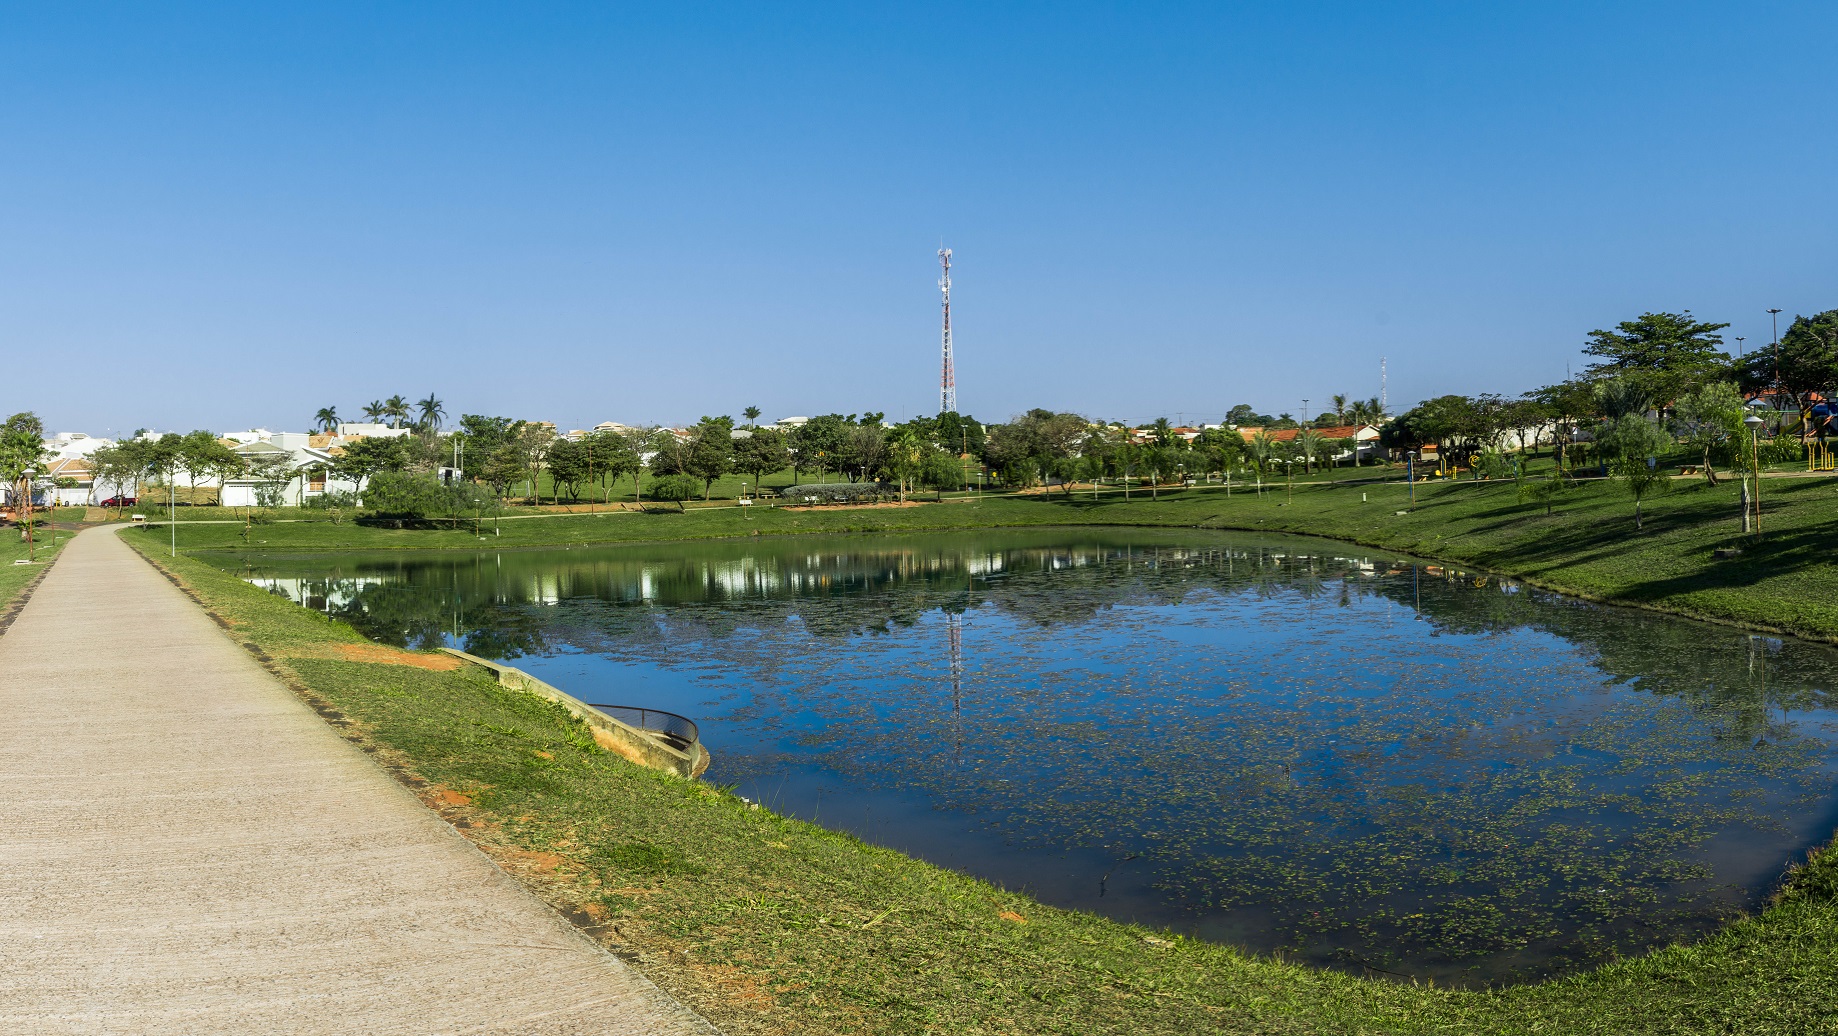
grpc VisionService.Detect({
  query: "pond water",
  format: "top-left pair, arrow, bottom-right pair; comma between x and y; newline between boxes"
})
207,528 -> 1838,985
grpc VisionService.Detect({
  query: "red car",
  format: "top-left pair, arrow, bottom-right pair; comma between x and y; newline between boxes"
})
99,496 -> 138,507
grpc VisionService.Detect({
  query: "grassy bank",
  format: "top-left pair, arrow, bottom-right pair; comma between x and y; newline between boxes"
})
124,522 -> 1838,1034
155,467 -> 1838,642
0,525 -> 68,613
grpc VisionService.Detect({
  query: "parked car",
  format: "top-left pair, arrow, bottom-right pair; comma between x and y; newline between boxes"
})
99,496 -> 138,507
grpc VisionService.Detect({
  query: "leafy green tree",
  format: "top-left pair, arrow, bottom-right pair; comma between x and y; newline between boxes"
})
545,437 -> 589,502
839,422 -> 887,484
787,415 -> 849,482
1582,311 -> 1732,404
177,430 -> 231,503
363,471 -> 447,523
334,435 -> 411,488
314,407 -> 339,432
686,417 -> 736,498
244,452 -> 298,507
884,430 -> 924,501
480,442 -> 525,500
733,427 -> 790,493
1673,382 -> 1744,485
919,447 -> 964,492
454,415 -> 518,481
1601,414 -> 1673,530
1297,428 -> 1323,474
1,413 -> 51,515
362,400 -> 386,423
742,406 -> 762,428
647,473 -> 699,512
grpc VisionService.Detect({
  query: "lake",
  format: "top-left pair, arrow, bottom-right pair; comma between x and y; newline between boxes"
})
207,528 -> 1838,985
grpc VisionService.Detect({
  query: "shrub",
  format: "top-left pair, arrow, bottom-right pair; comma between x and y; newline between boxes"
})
362,471 -> 448,521
774,482 -> 896,504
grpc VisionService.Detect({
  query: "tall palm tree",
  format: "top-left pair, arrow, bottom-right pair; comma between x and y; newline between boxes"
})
416,393 -> 446,433
384,394 -> 411,429
743,406 -> 762,428
314,407 -> 339,433
362,400 -> 386,423
1150,416 -> 1175,446
1330,394 -> 1349,424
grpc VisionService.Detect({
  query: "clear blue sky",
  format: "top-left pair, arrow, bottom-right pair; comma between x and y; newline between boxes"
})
5,3 -> 1834,434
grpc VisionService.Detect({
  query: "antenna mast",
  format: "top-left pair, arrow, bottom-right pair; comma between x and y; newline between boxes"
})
1380,356 -> 1388,415
939,247 -> 955,414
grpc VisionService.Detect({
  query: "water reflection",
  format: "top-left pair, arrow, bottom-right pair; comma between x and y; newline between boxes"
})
214,529 -> 1838,985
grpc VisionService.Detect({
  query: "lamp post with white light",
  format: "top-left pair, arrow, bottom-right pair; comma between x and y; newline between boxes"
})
1745,412 -> 1767,533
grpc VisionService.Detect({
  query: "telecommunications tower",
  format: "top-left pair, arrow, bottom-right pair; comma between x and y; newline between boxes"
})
938,247 -> 955,414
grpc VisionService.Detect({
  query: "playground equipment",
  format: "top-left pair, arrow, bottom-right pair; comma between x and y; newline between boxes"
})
1809,441 -> 1836,472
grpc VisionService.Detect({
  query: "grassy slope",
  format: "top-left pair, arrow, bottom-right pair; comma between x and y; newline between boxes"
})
124,483 -> 1838,1034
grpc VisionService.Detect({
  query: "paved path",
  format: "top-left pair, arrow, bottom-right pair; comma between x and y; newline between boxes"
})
0,528 -> 717,1035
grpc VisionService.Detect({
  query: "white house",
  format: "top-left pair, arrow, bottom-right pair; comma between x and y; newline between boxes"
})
335,422 -> 411,440
218,432 -> 360,507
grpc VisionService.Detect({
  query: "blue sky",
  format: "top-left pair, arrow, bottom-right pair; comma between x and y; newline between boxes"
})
4,3 -> 1834,433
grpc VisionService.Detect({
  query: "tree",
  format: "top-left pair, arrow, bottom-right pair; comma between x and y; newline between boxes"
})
333,435 -> 411,489
480,442 -> 525,500
314,407 -> 340,433
787,415 -> 849,482
544,437 -> 590,503
837,421 -> 887,484
244,452 -> 298,507
1518,468 -> 1576,516
1673,381 -> 1744,485
178,430 -> 230,503
512,422 -> 555,503
87,444 -> 137,513
1297,428 -> 1323,475
384,394 -> 412,429
362,400 -> 387,423
733,427 -> 790,493
885,429 -> 924,501
1247,429 -> 1276,476
454,415 -> 518,482
1329,394 -> 1349,423
1,413 -> 51,517
1601,414 -> 1672,530
1499,397 -> 1551,455
686,417 -> 736,498
621,426 -> 660,504
416,394 -> 446,433
1582,311 -> 1732,404
742,406 -> 762,428
648,474 -> 699,512
363,471 -> 447,523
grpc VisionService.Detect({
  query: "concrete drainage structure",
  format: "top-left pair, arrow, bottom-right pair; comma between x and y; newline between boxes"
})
439,648 -> 710,779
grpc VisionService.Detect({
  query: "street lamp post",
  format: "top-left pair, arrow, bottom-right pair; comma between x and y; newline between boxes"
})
22,467 -> 38,562
1745,413 -> 1766,533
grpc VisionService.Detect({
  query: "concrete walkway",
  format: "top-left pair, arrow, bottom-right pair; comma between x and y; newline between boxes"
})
0,528 -> 717,1035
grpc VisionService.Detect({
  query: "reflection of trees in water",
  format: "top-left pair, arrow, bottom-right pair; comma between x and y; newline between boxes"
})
235,534 -> 1835,722
222,534 -> 1838,982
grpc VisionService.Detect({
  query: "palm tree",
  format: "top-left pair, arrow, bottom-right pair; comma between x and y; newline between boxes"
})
384,394 -> 411,429
1150,416 -> 1175,446
1330,394 -> 1349,424
743,406 -> 762,428
416,393 -> 445,433
314,407 -> 339,433
362,400 -> 386,423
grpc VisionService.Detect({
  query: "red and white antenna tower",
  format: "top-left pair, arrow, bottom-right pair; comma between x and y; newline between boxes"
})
938,246 -> 955,414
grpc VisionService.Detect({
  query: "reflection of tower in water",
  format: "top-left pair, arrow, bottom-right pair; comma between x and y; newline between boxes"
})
947,611 -> 965,766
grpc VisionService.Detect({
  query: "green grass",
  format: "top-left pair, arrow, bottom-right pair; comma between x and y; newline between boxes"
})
123,495 -> 1838,1034
0,523 -> 68,612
